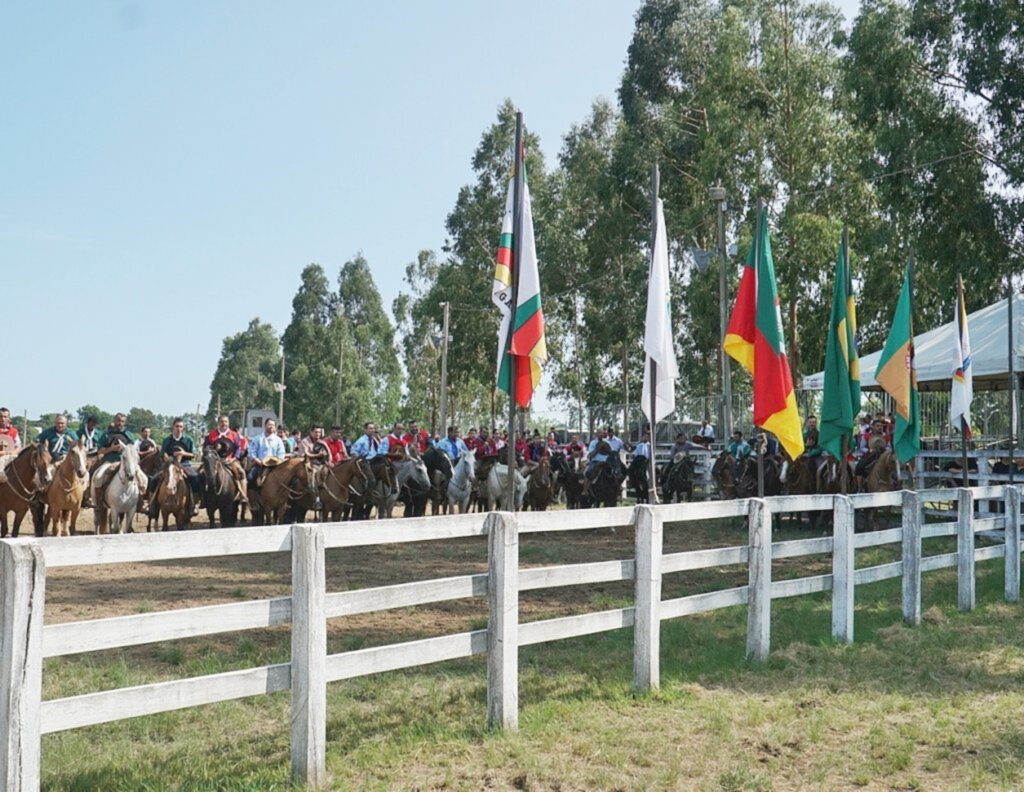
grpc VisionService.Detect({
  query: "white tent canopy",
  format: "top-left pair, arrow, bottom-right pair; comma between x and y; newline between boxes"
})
803,293 -> 1024,392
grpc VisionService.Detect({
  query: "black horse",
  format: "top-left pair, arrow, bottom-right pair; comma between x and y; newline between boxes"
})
737,455 -> 784,498
627,454 -> 651,504
422,446 -> 453,515
661,453 -> 696,503
202,446 -> 238,527
582,461 -> 623,508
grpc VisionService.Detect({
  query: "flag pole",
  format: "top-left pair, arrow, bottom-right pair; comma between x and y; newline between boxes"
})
507,112 -> 524,512
840,226 -> 850,496
647,163 -> 661,505
958,275 -> 969,488
1009,278 -> 1016,486
906,249 -> 916,488
755,198 -> 765,499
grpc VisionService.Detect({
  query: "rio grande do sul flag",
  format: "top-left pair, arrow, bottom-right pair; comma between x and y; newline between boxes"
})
874,260 -> 920,463
723,206 -> 804,460
950,274 -> 973,437
492,162 -> 547,408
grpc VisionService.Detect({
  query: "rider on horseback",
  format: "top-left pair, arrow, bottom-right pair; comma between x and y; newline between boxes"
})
247,417 -> 288,492
149,418 -> 201,517
0,407 -> 21,454
204,415 -> 248,504
727,430 -> 752,477
91,412 -> 145,508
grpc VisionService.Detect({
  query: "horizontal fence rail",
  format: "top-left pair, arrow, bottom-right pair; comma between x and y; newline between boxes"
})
1,483 -> 1022,790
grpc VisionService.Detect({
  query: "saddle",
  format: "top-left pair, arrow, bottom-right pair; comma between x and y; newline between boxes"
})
255,457 -> 285,489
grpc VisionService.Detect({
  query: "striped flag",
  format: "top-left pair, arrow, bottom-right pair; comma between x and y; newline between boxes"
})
492,154 -> 547,408
950,274 -> 973,437
723,206 -> 804,460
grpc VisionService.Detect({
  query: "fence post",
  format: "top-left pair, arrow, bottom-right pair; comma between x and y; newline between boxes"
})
486,511 -> 518,730
902,490 -> 923,626
1006,486 -> 1021,603
0,541 -> 45,792
746,498 -> 772,662
290,524 -> 327,788
633,505 -> 663,693
831,496 -> 855,644
957,488 -> 976,612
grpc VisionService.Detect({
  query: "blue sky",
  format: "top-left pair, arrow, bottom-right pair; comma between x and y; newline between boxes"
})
2,0 -> 860,423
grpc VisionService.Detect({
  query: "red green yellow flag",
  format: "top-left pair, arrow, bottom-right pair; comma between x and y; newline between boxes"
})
492,156 -> 546,408
723,207 -> 804,460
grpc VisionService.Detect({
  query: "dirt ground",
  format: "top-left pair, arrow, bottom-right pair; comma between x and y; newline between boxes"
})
37,503 -> 782,645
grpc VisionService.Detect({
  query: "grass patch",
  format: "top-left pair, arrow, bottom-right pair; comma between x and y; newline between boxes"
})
39,519 -> 1024,790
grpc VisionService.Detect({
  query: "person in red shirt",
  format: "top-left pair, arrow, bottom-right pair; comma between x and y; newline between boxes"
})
402,420 -> 430,454
0,407 -> 21,455
383,421 -> 408,457
323,426 -> 347,464
203,415 -> 247,502
204,415 -> 240,458
476,427 -> 498,457
231,424 -> 249,460
514,431 -> 528,457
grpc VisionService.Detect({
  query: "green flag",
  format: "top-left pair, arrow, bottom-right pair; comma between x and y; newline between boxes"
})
875,259 -> 920,463
819,234 -> 861,457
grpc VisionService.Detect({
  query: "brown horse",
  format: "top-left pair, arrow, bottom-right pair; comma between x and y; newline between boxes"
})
817,456 -> 854,495
153,459 -> 191,532
524,457 -> 554,511
315,458 -> 369,521
738,455 -> 784,498
253,456 -> 317,525
711,452 -> 739,500
44,440 -> 88,537
861,450 -> 910,530
0,443 -> 53,538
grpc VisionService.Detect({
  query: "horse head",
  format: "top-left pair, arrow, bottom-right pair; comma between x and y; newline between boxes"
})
68,439 -> 88,479
32,442 -> 54,488
119,442 -> 140,479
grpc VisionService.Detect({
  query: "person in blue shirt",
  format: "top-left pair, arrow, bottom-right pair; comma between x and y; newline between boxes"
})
351,423 -> 383,459
632,430 -> 652,463
247,418 -> 288,487
436,426 -> 469,463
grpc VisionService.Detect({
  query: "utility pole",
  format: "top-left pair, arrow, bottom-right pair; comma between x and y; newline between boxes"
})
438,301 -> 450,434
709,182 -> 732,440
276,353 -> 286,426
335,339 -> 344,427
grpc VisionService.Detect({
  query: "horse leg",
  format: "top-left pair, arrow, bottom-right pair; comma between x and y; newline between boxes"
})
69,505 -> 80,536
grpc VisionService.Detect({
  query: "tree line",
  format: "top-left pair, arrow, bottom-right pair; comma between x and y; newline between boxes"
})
207,0 -> 1022,436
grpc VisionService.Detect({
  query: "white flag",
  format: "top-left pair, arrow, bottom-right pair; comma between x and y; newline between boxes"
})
642,198 -> 679,424
950,274 -> 973,437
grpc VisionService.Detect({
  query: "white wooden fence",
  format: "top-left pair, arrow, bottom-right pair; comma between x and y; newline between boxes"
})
2,485 -> 1022,789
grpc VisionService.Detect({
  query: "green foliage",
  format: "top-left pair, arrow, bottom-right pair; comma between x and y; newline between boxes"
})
206,318 -> 282,427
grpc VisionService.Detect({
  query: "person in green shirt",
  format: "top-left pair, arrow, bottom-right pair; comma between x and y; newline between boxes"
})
147,418 -> 200,517
91,412 -> 141,507
37,414 -> 78,462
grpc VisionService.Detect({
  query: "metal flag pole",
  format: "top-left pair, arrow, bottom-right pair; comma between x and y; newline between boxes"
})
648,163 -> 661,505
506,112 -> 525,513
958,275 -> 969,488
754,198 -> 765,499
840,226 -> 850,496
1009,278 -> 1016,486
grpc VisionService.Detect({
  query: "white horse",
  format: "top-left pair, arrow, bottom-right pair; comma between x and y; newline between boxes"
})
98,443 -> 144,534
446,448 -> 476,514
486,462 -> 527,511
394,453 -> 431,517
